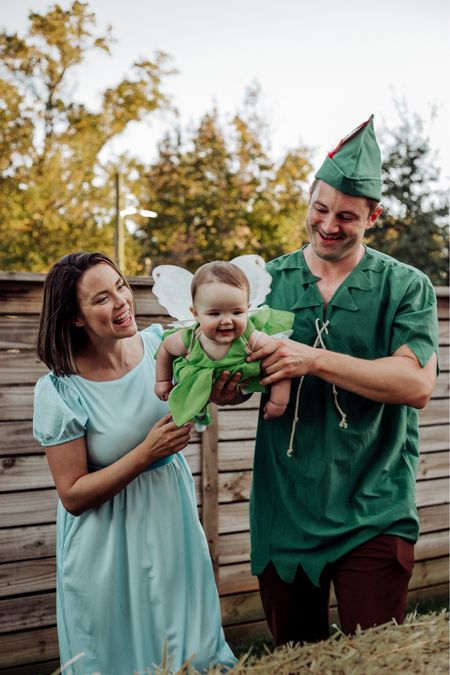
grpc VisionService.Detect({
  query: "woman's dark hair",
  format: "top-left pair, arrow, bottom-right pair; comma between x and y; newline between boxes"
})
36,252 -> 135,376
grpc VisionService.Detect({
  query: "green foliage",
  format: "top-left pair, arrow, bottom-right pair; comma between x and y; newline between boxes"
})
132,86 -> 313,271
0,1 -> 171,273
367,109 -> 449,285
3,6 -> 446,281
0,2 -> 312,275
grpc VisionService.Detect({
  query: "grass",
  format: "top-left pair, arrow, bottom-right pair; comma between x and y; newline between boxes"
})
232,636 -> 274,660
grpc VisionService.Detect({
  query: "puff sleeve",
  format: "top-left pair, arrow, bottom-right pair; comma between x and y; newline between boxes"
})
141,323 -> 164,355
390,272 -> 439,368
33,374 -> 88,447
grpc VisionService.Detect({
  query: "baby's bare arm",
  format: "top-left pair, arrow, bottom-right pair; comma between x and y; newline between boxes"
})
155,332 -> 188,396
248,329 -> 277,352
269,379 -> 291,407
248,331 -> 292,419
163,331 -> 187,357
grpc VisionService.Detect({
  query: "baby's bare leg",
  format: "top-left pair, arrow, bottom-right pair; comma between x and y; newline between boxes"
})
264,379 -> 291,419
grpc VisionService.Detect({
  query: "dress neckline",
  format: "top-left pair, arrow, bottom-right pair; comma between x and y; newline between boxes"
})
73,334 -> 146,384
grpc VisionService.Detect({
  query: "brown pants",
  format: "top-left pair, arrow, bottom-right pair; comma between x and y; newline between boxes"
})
258,534 -> 414,645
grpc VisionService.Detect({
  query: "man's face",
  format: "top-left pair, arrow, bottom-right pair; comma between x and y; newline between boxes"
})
306,180 -> 381,263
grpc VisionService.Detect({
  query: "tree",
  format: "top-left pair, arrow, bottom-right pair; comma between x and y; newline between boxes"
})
133,87 -> 313,271
0,1 -> 172,272
367,108 -> 449,285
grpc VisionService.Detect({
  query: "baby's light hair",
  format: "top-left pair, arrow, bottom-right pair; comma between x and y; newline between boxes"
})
191,261 -> 250,302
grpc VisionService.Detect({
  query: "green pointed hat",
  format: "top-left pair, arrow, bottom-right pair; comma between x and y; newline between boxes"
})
315,115 -> 382,201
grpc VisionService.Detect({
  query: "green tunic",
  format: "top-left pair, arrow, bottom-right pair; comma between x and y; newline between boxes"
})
163,306 -> 294,427
250,246 -> 439,586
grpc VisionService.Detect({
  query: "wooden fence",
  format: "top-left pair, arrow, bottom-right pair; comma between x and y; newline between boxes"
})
0,273 -> 448,674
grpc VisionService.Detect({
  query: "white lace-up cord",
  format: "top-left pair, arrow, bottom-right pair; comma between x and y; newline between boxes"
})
287,320 -> 329,457
286,375 -> 304,457
313,318 -> 348,431
286,318 -> 348,458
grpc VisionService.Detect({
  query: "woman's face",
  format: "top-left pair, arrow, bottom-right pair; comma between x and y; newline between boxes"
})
74,262 -> 136,342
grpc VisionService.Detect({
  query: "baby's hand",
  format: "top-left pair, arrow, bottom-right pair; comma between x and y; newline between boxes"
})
155,380 -> 174,401
263,400 -> 287,420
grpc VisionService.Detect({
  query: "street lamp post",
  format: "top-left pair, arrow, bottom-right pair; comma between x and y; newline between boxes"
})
114,172 -> 124,270
114,171 -> 157,271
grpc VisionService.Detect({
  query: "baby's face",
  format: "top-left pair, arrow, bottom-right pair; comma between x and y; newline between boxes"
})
191,281 -> 249,345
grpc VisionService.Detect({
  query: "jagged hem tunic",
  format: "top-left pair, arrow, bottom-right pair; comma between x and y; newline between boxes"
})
250,247 -> 439,587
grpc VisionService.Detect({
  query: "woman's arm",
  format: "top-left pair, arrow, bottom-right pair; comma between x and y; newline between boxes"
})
209,371 -> 252,406
45,414 -> 191,516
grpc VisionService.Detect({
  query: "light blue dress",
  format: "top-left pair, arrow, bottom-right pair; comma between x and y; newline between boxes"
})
33,325 -> 235,675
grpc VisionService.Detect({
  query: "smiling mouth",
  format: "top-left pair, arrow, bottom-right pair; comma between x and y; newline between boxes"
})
318,230 -> 344,242
113,309 -> 132,325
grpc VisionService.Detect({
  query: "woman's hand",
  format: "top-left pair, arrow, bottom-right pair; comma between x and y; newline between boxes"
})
44,416 -> 192,516
144,414 -> 192,460
210,371 -> 251,406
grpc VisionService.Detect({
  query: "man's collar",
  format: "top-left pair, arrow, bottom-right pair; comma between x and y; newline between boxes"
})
330,249 -> 384,309
269,246 -> 318,281
271,245 -> 380,276
269,246 -> 384,311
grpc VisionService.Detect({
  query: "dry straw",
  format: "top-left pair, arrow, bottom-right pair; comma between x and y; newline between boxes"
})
151,610 -> 449,675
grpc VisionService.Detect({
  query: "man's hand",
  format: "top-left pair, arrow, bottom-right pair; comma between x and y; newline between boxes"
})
248,339 -> 437,408
247,338 -> 317,384
210,371 -> 250,406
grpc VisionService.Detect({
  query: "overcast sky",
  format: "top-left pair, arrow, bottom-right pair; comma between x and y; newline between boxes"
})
2,0 -> 449,181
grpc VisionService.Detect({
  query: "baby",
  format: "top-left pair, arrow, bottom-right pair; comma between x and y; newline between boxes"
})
155,261 -> 292,426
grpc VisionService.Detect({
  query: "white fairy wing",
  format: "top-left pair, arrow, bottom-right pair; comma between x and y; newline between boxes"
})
230,254 -> 272,309
166,318 -> 196,329
151,265 -> 194,322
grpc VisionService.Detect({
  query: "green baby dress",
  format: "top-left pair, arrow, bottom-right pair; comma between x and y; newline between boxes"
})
164,306 -> 294,426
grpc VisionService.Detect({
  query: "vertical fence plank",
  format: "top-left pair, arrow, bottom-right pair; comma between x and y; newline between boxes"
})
201,404 -> 219,580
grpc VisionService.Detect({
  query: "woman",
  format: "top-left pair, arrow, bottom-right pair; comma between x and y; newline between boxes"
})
33,252 -> 236,674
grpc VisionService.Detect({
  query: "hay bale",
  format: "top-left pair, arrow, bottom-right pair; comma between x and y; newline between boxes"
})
225,611 -> 449,675
154,610 -> 449,674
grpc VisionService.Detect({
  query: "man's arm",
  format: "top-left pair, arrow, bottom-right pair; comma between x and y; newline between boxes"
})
247,340 -> 437,409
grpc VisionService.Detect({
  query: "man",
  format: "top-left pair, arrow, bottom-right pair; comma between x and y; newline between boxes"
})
246,115 -> 439,645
